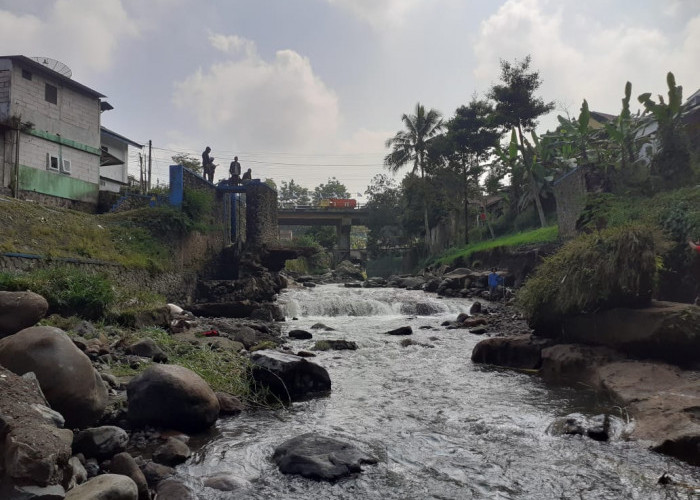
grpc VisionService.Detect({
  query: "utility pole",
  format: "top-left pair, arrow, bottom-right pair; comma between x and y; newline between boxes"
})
138,153 -> 144,192
147,140 -> 152,191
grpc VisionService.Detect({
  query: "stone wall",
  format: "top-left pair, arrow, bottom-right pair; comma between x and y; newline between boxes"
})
12,189 -> 97,213
244,181 -> 278,248
553,167 -> 587,239
0,253 -> 198,304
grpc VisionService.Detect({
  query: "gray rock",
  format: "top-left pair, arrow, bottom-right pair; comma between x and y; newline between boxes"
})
385,326 -> 412,336
109,452 -> 150,500
31,403 -> 65,428
288,329 -> 313,340
469,301 -> 482,315
72,320 -> 97,339
65,474 -> 138,500
313,339 -> 358,351
0,483 -> 65,499
155,479 -> 197,499
73,426 -> 129,461
203,472 -> 249,492
251,350 -> 331,402
216,392 -> 244,416
126,338 -> 168,362
471,335 -> 553,370
140,462 -> 175,487
127,364 -> 219,433
273,433 -> 378,481
0,291 -> 49,338
310,323 -> 335,331
0,326 -> 108,428
0,366 -> 73,490
152,437 -> 191,466
67,456 -> 87,490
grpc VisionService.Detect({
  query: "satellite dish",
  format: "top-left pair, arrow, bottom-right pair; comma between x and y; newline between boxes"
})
30,57 -> 72,78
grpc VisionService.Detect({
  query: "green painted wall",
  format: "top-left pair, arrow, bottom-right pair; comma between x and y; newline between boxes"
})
27,129 -> 101,156
18,165 -> 98,203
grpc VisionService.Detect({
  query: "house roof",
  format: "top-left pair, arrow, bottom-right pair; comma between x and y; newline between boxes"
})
1,55 -> 105,98
101,126 -> 143,148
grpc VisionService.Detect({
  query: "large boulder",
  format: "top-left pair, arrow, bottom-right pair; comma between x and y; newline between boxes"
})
561,301 -> 700,367
273,433 -> 377,481
0,366 -> 73,495
65,474 -> 138,500
333,260 -> 365,282
0,291 -> 49,338
0,326 -> 108,428
471,335 -> 554,370
250,351 -> 331,402
127,364 -> 219,433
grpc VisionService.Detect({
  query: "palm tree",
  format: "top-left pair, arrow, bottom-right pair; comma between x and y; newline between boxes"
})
384,103 -> 444,249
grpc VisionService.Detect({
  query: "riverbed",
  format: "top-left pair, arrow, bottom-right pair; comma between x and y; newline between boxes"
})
180,285 -> 700,499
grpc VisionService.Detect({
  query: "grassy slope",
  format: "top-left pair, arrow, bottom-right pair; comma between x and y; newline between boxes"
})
0,195 -> 175,269
434,225 -> 559,266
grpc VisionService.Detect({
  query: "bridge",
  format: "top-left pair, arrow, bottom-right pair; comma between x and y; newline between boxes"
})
278,207 -> 369,263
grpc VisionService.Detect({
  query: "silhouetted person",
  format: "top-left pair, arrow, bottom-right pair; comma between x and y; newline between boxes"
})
202,146 -> 215,183
242,168 -> 252,181
229,156 -> 241,185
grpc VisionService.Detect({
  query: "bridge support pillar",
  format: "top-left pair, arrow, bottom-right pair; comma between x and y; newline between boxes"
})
335,218 -> 352,263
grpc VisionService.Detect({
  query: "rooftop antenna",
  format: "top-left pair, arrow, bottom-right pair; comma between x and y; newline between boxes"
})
30,57 -> 72,78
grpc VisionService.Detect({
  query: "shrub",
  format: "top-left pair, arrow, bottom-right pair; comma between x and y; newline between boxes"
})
182,188 -> 214,224
0,266 -> 115,320
516,224 -> 657,336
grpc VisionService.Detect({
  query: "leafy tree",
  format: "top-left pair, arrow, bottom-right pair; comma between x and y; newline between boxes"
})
384,103 -> 444,248
278,179 -> 311,208
264,178 -> 277,191
364,174 -> 406,256
443,99 -> 500,244
172,153 -> 202,174
312,177 -> 349,204
638,72 -> 692,190
488,56 -> 554,227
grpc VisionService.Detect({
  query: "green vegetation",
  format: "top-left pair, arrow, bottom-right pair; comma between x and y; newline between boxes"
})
139,328 -> 252,397
0,266 -> 115,320
434,226 -> 559,266
517,224 -> 658,334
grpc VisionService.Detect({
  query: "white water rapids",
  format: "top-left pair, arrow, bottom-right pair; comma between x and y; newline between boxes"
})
179,285 -> 700,499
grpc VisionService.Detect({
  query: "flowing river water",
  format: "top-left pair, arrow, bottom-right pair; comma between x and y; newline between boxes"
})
180,285 -> 700,499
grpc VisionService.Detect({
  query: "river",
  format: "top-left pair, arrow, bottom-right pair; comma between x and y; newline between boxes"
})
180,285 -> 700,499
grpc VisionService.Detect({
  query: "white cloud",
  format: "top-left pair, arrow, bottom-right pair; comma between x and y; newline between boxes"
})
209,34 -> 257,58
173,35 -> 340,155
0,0 -> 138,76
473,0 -> 700,131
325,0 -> 424,30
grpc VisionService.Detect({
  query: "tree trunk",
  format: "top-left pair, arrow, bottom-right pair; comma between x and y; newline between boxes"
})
463,164 -> 469,245
530,175 -> 547,228
421,165 -> 430,252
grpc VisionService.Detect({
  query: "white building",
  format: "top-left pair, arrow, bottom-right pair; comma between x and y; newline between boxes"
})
100,126 -> 142,193
0,55 -> 121,210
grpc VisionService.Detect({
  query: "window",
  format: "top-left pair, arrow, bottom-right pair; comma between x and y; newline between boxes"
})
45,83 -> 57,104
22,69 -> 32,80
61,159 -> 71,174
47,154 -> 59,171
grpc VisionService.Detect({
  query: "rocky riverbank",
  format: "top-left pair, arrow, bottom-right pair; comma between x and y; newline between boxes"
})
372,266 -> 700,467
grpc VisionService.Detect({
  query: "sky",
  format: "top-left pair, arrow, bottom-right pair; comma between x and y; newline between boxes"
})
1,0 -> 699,197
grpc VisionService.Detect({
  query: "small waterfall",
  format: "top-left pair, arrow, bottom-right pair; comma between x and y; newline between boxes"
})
278,285 -> 468,318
